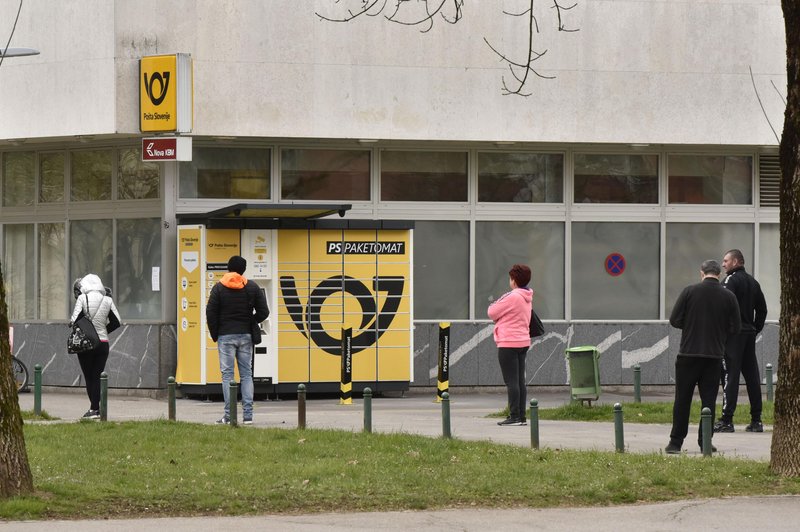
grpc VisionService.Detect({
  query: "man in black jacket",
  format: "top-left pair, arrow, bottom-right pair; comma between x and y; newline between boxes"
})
666,259 -> 741,454
714,249 -> 768,433
206,255 -> 269,425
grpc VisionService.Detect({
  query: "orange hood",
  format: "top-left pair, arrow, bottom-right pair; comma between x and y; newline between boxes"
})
220,272 -> 247,289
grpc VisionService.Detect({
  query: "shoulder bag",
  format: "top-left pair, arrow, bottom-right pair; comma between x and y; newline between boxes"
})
68,295 -> 101,354
529,308 -> 545,338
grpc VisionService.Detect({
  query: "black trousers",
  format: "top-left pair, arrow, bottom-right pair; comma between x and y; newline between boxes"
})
77,342 -> 110,411
721,333 -> 762,423
670,356 -> 720,447
498,346 -> 528,420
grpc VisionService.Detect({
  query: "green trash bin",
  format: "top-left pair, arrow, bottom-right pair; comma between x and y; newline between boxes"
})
565,346 -> 601,405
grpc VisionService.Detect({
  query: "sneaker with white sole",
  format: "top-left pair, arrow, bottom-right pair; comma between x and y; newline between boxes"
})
215,416 -> 230,425
497,417 -> 525,426
82,410 -> 100,420
243,416 -> 253,425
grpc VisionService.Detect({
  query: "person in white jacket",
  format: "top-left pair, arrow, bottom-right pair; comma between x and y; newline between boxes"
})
69,273 -> 122,419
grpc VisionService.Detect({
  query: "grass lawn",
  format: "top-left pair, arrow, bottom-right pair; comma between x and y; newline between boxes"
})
2,420 -> 799,520
492,401 -> 774,425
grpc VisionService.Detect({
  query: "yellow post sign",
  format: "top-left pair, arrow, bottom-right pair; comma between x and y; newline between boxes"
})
139,53 -> 193,133
176,226 -> 203,384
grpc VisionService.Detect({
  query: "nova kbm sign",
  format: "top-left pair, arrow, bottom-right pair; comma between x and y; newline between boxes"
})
141,137 -> 192,162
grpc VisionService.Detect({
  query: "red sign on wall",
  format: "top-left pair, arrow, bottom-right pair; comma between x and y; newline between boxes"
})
141,136 -> 192,161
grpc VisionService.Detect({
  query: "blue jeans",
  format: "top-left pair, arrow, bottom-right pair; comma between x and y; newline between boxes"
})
217,334 -> 254,418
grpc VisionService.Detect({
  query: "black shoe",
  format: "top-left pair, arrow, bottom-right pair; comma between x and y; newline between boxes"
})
215,416 -> 230,425
713,420 -> 734,433
497,417 -> 524,426
82,410 -> 100,420
664,442 -> 682,454
745,421 -> 764,433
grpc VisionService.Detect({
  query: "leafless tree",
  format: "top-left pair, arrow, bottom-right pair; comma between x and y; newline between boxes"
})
315,0 -> 579,96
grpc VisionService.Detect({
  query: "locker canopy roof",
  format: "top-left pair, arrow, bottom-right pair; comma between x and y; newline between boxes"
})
200,203 -> 351,220
176,203 -> 411,229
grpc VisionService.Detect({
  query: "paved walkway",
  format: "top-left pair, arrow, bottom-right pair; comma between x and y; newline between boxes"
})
17,386 -> 773,459
6,387 -> 786,531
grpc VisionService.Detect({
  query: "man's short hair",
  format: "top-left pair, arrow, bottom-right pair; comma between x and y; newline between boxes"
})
725,249 -> 745,265
701,259 -> 721,276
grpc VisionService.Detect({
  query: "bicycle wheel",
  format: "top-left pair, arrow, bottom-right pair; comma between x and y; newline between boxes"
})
12,357 -> 28,392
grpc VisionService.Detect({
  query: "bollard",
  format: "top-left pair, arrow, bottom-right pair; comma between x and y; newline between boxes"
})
766,363 -> 774,402
33,364 -> 42,417
436,322 -> 450,403
100,372 -> 108,422
633,364 -> 641,403
340,326 -> 353,405
167,376 -> 176,421
229,381 -> 238,427
529,399 -> 539,450
613,403 -> 624,453
701,407 -> 713,457
297,383 -> 306,430
441,391 -> 451,439
363,387 -> 372,433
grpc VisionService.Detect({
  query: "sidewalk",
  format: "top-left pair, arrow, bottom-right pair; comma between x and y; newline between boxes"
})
16,386 -> 772,459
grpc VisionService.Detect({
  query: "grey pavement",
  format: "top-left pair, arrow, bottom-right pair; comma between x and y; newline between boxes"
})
6,386 -> 788,531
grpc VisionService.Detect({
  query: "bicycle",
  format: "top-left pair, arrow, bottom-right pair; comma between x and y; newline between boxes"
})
12,355 -> 28,393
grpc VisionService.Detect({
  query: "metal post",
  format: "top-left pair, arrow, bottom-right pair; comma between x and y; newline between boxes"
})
33,364 -> 42,416
529,399 -> 539,450
167,376 -> 176,421
633,364 -> 641,403
100,372 -> 108,422
701,407 -> 712,457
297,383 -> 306,430
613,403 -> 624,453
441,391 -> 451,439
229,381 -> 238,427
363,387 -> 372,433
766,363 -> 774,402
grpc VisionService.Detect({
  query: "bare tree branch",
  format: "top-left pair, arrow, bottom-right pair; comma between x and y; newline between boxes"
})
315,0 -> 385,22
749,65 -> 781,144
552,1 -> 579,32
771,79 -> 787,106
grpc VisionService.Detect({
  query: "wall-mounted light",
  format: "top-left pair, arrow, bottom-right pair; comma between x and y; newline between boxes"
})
358,139 -> 379,144
494,141 -> 516,146
629,143 -> 650,148
74,135 -> 94,143
7,139 -> 26,146
213,136 -> 236,143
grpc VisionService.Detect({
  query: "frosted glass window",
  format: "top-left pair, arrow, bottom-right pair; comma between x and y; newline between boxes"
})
119,148 -> 159,199
381,151 -> 467,202
665,223 -> 753,316
3,224 -> 35,319
39,223 -> 66,320
574,154 -> 658,204
478,152 -> 563,203
71,150 -> 112,201
117,218 -> 161,319
70,219 -> 113,289
39,152 -> 65,203
571,222 -> 660,319
2,151 -> 35,206
668,155 -> 752,204
475,221 -> 565,319
179,148 -> 270,199
414,221 -> 469,319
281,148 -> 370,200
758,224 -> 779,320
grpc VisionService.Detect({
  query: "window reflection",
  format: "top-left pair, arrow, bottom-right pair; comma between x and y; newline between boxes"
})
574,154 -> 658,203
478,152 -> 563,203
668,155 -> 752,204
381,151 -> 467,202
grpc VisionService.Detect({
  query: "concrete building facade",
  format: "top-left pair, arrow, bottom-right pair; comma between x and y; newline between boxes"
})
0,0 -> 786,391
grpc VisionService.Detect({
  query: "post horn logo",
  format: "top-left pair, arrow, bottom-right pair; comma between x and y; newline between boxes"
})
280,275 -> 404,356
144,71 -> 171,106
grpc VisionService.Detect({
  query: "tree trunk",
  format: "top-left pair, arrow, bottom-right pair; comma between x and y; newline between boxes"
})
0,263 -> 33,496
772,0 -> 800,476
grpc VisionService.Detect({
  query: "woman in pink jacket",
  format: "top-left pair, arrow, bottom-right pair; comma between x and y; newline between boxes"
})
488,264 -> 533,426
